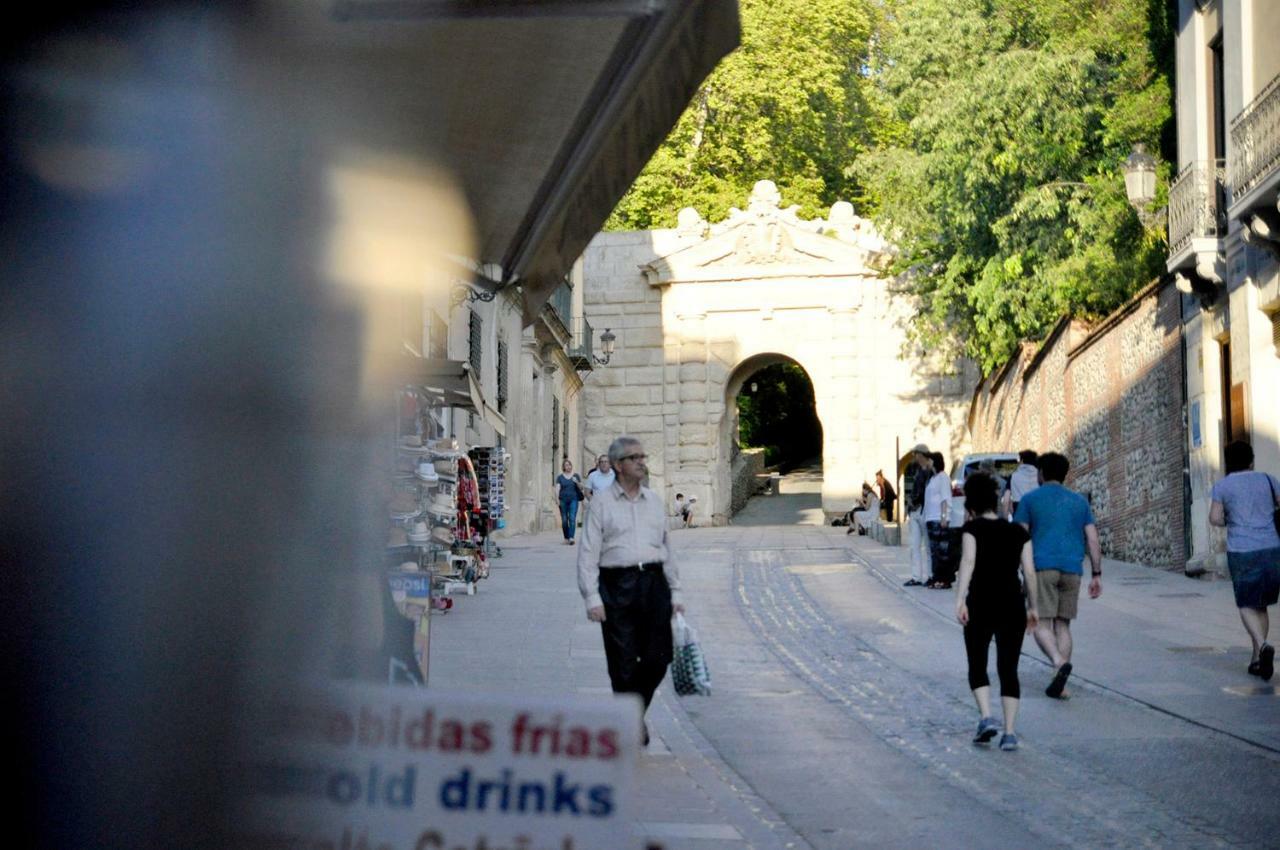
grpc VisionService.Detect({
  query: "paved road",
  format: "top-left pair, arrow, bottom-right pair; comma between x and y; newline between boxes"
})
430,476 -> 1280,849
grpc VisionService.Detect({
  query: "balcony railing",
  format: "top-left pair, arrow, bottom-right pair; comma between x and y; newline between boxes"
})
568,316 -> 594,371
1229,72 -> 1280,203
1168,159 -> 1226,257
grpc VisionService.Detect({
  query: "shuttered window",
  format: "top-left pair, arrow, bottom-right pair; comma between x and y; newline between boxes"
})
496,338 -> 508,414
552,396 -> 560,458
468,310 -> 482,375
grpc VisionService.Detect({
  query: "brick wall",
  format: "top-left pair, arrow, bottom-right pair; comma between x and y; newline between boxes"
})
968,279 -> 1187,568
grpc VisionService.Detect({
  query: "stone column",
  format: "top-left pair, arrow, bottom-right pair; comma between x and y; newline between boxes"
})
820,305 -> 861,514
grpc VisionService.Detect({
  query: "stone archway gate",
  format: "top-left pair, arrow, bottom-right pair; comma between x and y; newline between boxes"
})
581,181 -> 977,524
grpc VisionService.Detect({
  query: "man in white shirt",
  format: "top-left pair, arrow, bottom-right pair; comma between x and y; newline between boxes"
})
905,443 -> 934,587
923,451 -> 955,588
1005,449 -> 1040,517
586,454 -> 616,499
578,436 -> 684,746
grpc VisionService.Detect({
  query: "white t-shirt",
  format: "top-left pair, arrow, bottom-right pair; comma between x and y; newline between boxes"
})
1009,464 -> 1040,502
923,472 -> 952,522
587,468 -> 616,495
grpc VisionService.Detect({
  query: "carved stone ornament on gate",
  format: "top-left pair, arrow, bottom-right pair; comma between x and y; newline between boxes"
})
641,180 -> 892,285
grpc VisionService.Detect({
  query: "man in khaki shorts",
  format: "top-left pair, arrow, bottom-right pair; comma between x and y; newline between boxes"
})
1013,452 -> 1102,698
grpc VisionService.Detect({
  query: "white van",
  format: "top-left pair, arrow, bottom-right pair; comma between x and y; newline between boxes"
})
947,452 -> 1020,525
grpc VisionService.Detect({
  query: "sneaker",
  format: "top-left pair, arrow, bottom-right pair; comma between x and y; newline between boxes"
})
999,733 -> 1019,752
903,579 -> 923,587
973,716 -> 999,745
1260,644 -> 1275,682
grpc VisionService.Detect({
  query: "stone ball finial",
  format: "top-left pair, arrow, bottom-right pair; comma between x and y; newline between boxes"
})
676,207 -> 705,231
828,201 -> 854,222
748,180 -> 781,212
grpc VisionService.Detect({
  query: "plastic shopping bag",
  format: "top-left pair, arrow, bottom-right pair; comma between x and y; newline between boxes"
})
670,612 -> 712,696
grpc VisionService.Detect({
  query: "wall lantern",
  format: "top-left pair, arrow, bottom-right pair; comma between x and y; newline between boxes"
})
591,327 -> 617,366
1123,144 -> 1157,211
750,381 -> 758,393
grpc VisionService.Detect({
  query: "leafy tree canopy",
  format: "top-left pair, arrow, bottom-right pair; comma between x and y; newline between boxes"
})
857,0 -> 1174,372
606,0 -> 880,229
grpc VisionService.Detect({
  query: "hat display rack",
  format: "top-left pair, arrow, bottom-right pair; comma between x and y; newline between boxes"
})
384,386 -> 498,686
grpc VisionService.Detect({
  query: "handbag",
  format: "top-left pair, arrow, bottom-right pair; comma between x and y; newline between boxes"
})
670,612 -> 712,696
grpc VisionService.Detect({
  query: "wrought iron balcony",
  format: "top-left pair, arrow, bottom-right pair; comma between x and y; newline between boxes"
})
1167,159 -> 1226,259
1229,72 -> 1280,209
548,280 -> 573,327
568,316 -> 595,371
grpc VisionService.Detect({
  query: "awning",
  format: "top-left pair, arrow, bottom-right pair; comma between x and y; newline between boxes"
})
259,0 -> 741,323
405,358 -> 481,410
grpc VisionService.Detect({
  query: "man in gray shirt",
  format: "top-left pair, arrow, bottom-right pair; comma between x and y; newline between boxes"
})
578,436 -> 684,745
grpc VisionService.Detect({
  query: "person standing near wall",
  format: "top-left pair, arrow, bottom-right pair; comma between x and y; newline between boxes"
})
1014,452 -> 1102,699
577,436 -> 684,746
905,443 -> 933,587
1209,440 -> 1280,681
924,452 -> 955,589
555,458 -> 584,545
876,470 -> 897,522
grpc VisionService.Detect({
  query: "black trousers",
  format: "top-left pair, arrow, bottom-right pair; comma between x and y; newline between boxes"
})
963,602 -> 1027,698
598,567 -> 674,709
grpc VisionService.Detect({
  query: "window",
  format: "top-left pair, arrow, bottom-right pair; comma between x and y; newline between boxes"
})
468,310 -> 482,375
429,312 -> 447,360
1209,34 -> 1226,163
496,338 -> 508,414
552,396 -> 560,459
401,291 -> 424,356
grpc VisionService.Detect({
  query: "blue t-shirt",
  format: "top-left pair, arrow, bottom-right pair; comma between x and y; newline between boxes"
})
1211,471 -> 1280,552
1013,482 -> 1096,574
556,473 -> 582,502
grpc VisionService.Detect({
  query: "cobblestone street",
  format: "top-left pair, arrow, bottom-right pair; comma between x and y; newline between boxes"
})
431,473 -> 1280,849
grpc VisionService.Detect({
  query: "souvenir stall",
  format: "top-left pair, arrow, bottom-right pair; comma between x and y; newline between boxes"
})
382,361 -> 493,685
469,446 -> 508,558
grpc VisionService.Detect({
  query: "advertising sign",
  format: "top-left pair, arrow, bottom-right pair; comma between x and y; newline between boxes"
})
232,684 -> 643,850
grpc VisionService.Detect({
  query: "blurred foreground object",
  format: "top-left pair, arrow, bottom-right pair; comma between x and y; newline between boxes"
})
0,2 -> 738,847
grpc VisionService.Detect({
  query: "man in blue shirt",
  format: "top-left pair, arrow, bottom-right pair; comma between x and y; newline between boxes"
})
1014,452 -> 1103,698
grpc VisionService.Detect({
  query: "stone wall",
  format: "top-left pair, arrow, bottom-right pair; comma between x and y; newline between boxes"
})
730,447 -> 767,514
968,279 -> 1187,568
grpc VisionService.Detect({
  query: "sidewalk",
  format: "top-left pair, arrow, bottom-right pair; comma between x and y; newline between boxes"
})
426,530 -> 808,850
850,524 -> 1280,752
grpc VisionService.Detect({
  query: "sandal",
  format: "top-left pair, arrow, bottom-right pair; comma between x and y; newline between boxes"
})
1046,662 -> 1073,699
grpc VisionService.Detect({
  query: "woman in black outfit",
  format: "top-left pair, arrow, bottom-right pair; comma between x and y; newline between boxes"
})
954,473 -> 1039,752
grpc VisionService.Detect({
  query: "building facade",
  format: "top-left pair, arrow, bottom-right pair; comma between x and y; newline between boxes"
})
1170,0 -> 1280,573
416,266 -> 591,536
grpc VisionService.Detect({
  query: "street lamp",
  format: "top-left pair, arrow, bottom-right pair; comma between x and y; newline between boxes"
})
593,327 -> 616,366
1123,143 -> 1161,227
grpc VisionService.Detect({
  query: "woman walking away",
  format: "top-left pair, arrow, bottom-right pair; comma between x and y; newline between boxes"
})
555,458 -> 585,545
1209,440 -> 1280,680
955,472 -> 1039,752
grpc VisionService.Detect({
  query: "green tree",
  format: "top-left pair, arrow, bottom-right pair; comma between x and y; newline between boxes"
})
606,0 -> 880,229
857,0 -> 1175,372
736,363 -> 823,469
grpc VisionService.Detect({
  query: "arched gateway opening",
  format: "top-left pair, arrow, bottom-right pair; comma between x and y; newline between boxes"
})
725,354 -> 825,525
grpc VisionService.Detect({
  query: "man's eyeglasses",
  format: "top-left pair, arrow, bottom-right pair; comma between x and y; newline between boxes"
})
619,453 -> 648,463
